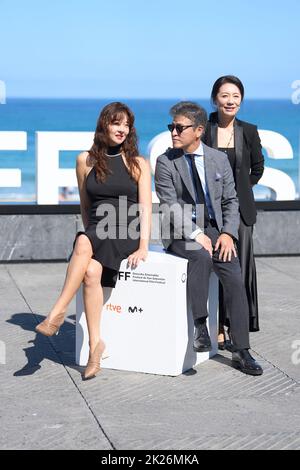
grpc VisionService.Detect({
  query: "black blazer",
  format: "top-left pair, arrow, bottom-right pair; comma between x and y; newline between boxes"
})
203,112 -> 264,226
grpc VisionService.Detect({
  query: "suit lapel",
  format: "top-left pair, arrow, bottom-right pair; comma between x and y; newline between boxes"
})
234,119 -> 244,174
174,154 -> 196,202
210,121 -> 218,149
207,115 -> 243,190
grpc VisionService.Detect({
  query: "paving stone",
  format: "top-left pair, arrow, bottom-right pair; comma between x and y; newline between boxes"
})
0,258 -> 299,450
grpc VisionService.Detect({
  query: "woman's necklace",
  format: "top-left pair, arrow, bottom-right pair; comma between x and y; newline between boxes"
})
226,128 -> 234,149
105,144 -> 123,157
218,122 -> 235,153
105,151 -> 122,157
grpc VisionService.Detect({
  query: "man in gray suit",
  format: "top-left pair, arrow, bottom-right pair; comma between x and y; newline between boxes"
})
155,101 -> 263,375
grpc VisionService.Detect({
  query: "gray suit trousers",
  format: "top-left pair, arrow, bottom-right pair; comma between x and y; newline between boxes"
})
168,220 -> 250,351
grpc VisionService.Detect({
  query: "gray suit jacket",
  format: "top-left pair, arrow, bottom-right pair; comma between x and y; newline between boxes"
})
154,142 -> 240,249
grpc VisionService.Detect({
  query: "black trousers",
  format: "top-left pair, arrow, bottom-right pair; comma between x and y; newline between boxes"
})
168,220 -> 250,351
219,218 -> 259,332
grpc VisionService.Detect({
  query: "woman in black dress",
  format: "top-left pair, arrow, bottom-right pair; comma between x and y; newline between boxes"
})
36,102 -> 152,379
203,76 -> 264,348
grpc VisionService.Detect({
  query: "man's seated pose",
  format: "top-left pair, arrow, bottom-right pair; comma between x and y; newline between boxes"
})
155,101 -> 263,375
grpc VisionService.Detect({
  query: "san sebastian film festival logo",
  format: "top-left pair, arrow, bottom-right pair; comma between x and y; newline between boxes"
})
105,270 -> 143,315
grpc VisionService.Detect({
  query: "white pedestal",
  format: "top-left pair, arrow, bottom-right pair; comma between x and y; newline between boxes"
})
76,246 -> 218,376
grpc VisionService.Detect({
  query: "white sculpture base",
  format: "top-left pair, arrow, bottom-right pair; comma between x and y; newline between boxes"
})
76,246 -> 218,376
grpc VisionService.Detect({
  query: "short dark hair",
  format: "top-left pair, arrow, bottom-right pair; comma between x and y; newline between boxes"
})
211,75 -> 245,103
169,101 -> 207,128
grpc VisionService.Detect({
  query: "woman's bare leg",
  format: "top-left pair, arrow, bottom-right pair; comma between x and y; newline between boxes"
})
82,259 -> 104,351
48,235 -> 93,321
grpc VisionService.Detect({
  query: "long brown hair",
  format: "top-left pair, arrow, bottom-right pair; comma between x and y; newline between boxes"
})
88,102 -> 140,182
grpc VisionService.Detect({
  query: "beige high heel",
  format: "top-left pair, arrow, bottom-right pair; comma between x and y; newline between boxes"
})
35,310 -> 66,337
83,339 -> 106,381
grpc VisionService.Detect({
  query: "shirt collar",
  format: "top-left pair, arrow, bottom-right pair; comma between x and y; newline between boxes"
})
184,142 -> 204,157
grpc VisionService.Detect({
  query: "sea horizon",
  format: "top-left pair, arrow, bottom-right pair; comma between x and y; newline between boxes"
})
0,98 -> 299,203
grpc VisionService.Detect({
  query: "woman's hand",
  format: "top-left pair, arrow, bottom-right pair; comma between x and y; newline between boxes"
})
127,247 -> 148,269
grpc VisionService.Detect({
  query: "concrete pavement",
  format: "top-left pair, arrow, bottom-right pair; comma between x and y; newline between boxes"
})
0,257 -> 299,450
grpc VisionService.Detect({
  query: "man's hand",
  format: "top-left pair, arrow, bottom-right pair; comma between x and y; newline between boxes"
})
214,233 -> 237,262
195,233 -> 213,257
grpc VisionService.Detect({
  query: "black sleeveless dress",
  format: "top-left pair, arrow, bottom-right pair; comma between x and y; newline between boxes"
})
73,152 -> 140,287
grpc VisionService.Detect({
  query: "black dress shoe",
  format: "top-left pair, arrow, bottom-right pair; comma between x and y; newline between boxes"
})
232,349 -> 263,376
218,339 -> 233,352
193,323 -> 212,352
224,341 -> 234,352
218,328 -> 233,351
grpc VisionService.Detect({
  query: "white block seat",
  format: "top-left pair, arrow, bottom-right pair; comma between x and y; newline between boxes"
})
76,245 -> 218,376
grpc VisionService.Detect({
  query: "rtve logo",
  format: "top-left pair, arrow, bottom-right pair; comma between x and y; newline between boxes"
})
118,271 -> 131,281
105,303 -> 144,314
105,303 -> 122,313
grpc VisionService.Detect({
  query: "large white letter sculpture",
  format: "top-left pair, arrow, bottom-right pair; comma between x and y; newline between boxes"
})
0,128 -> 297,203
36,131 -> 94,204
258,130 -> 296,200
0,131 -> 27,188
148,129 -> 297,201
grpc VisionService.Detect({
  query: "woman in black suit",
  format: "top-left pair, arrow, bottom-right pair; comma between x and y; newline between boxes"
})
203,75 -> 264,347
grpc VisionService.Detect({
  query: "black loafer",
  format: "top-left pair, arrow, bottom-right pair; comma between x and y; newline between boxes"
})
232,349 -> 263,376
218,340 -> 233,351
193,323 -> 212,352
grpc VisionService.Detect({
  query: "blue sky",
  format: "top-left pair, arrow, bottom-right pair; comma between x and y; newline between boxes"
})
1,0 -> 299,98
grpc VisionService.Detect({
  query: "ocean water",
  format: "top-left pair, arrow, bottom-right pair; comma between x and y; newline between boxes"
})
0,98 -> 299,203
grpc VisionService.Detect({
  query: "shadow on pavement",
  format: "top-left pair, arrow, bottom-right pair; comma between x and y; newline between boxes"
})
6,313 -> 83,377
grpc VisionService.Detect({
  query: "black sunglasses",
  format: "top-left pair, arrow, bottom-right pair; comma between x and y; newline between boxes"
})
167,123 -> 194,134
